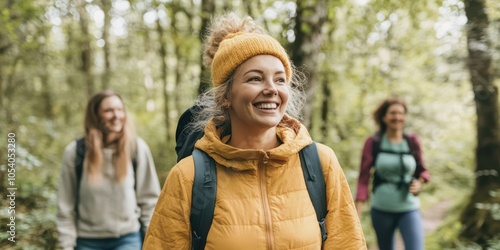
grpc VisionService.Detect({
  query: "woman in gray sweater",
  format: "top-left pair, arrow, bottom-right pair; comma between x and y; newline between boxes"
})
56,90 -> 161,250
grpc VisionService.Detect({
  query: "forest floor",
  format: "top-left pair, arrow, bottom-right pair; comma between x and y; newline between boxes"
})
369,199 -> 454,250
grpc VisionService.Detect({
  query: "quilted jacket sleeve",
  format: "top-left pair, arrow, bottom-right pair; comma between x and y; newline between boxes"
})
143,158 -> 194,250
317,143 -> 367,250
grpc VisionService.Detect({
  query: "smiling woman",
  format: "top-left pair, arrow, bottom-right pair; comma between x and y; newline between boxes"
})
98,95 -> 126,135
56,90 -> 161,250
143,12 -> 367,250
355,97 -> 430,250
227,55 -> 289,148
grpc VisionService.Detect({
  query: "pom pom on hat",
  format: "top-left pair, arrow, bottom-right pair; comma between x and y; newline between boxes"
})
211,32 -> 292,86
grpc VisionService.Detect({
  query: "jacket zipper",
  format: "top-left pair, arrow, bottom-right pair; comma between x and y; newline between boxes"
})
259,156 -> 274,250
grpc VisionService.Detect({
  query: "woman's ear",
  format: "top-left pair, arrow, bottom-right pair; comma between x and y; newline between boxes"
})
222,93 -> 231,109
222,99 -> 231,109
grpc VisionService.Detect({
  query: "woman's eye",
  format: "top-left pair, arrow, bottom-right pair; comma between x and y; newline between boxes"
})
248,77 -> 261,82
276,78 -> 286,84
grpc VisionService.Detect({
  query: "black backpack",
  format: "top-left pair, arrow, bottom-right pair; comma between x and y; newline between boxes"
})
371,133 -> 415,192
175,105 -> 204,162
175,106 -> 328,250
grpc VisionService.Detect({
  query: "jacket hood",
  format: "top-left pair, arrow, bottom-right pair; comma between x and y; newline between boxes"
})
194,114 -> 312,171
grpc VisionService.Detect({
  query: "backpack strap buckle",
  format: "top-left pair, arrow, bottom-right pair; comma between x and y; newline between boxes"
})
319,217 -> 328,242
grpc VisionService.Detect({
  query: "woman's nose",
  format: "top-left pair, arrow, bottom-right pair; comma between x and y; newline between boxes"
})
113,110 -> 123,118
262,79 -> 278,96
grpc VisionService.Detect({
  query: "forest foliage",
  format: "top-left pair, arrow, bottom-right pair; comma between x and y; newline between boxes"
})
0,0 -> 499,248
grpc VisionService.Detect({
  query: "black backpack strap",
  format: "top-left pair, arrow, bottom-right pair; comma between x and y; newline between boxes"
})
299,141 -> 328,243
190,149 -> 217,250
371,133 -> 382,162
75,138 -> 86,215
371,134 -> 381,193
132,151 -> 138,192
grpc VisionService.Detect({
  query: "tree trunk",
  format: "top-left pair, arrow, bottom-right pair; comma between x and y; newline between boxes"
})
459,0 -> 500,247
4,56 -> 19,127
320,75 -> 347,141
63,23 -> 77,123
101,0 -> 112,90
142,13 -> 155,113
170,1 -> 186,115
156,6 -> 171,142
197,0 -> 215,95
41,68 -> 54,119
77,0 -> 94,97
290,0 -> 327,128
320,77 -> 331,138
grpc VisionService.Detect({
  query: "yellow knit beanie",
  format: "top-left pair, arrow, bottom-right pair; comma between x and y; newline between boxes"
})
211,32 -> 292,86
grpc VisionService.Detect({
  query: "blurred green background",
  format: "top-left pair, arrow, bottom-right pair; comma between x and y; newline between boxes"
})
1,0 -> 499,249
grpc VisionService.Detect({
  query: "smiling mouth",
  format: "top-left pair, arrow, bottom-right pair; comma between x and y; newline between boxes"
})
254,103 -> 278,110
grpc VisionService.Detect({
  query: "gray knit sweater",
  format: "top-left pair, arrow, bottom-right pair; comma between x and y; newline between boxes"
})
56,137 -> 161,249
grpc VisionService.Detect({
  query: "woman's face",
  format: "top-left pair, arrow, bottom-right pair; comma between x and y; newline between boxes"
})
382,104 -> 406,131
226,55 -> 289,132
98,96 -> 126,134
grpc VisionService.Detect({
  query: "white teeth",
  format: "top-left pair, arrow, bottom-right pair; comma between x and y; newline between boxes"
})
255,103 -> 277,109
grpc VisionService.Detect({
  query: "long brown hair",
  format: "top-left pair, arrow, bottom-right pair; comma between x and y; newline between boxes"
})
84,90 -> 136,183
373,97 -> 408,133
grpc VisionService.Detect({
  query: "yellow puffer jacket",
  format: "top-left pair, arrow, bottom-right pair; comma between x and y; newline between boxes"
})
144,116 -> 366,250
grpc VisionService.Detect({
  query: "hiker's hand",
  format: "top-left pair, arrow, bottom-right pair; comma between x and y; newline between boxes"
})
409,178 -> 423,195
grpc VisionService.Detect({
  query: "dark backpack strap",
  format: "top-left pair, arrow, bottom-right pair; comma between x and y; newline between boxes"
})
132,155 -> 138,192
190,149 -> 217,250
371,133 -> 382,162
75,138 -> 86,215
299,142 -> 328,243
